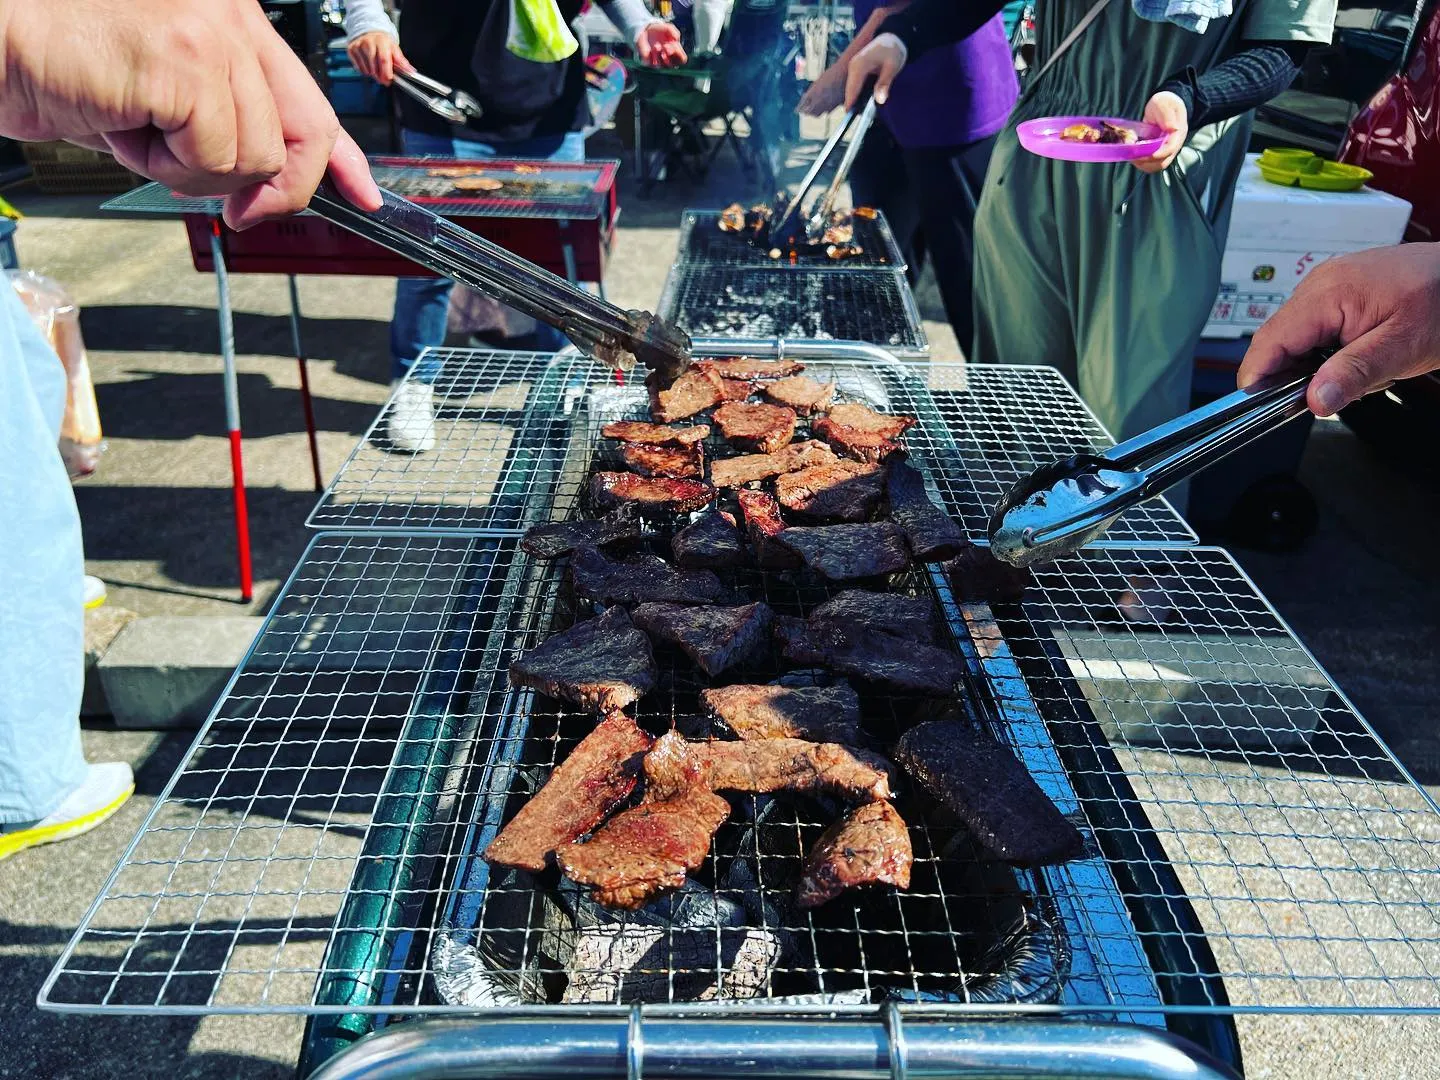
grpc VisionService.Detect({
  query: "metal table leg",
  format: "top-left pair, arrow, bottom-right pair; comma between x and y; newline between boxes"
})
287,275 -> 324,491
209,218 -> 253,603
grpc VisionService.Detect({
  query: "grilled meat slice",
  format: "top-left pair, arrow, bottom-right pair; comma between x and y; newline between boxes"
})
589,472 -> 714,515
796,800 -> 913,908
719,378 -> 757,402
632,601 -> 774,677
619,441 -> 704,479
701,682 -> 862,744
696,358 -> 805,380
775,460 -> 884,522
826,402 -> 915,440
521,518 -> 640,560
775,615 -> 963,696
813,416 -> 903,463
809,590 -> 941,645
558,786 -> 731,909
711,402 -> 797,454
571,547 -> 728,606
763,375 -> 834,416
775,523 -> 909,580
893,720 -> 1084,867
717,203 -> 747,232
644,730 -> 893,802
510,606 -> 657,712
737,489 -> 801,570
885,457 -> 967,562
944,545 -> 1032,603
710,440 -> 838,489
672,509 -> 745,569
484,712 -> 653,872
652,368 -> 725,423
601,421 -> 710,446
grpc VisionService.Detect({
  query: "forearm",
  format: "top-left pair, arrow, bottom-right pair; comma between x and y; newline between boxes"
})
877,0 -> 1006,63
1159,41 -> 1307,128
344,0 -> 397,42
598,0 -> 655,47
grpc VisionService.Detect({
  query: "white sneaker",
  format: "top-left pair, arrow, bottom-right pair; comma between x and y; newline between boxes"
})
0,761 -> 135,861
385,380 -> 436,453
83,574 -> 107,610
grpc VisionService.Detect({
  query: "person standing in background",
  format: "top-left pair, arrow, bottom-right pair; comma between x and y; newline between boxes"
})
346,0 -> 684,452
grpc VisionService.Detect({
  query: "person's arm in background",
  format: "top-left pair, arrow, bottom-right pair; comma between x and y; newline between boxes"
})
799,4 -> 902,116
845,0 -> 1006,105
345,0 -> 414,86
0,0 -> 380,228
600,0 -> 689,65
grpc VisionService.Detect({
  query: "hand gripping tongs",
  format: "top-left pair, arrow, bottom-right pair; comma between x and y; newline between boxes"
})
309,180 -> 691,384
987,365 -> 1320,566
392,70 -> 485,126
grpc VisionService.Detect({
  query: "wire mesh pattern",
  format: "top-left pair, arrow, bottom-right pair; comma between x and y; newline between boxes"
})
675,209 -> 906,270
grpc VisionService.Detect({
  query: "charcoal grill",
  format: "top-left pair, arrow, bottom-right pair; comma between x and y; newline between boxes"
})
675,208 -> 907,270
41,348 -> 1440,1080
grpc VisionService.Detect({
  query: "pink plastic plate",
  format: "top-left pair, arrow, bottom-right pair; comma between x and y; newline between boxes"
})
1017,116 -> 1166,162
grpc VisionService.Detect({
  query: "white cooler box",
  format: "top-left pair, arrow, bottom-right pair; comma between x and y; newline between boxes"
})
1203,154 -> 1412,339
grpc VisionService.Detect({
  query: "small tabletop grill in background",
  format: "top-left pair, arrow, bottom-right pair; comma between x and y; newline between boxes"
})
675,208 -> 908,271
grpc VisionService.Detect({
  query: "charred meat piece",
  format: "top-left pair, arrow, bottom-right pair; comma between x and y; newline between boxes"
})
672,509 -> 745,569
619,441 -> 704,479
701,682 -> 862,744
589,472 -> 714,515
510,606 -> 656,712
696,358 -> 805,380
737,489 -> 802,570
1060,122 -> 1102,143
711,402 -> 797,454
809,590 -> 941,645
763,375 -> 834,416
813,416 -> 903,464
1100,120 -> 1139,144
558,786 -> 731,909
645,730 -> 893,802
633,601 -> 774,677
827,402 -> 915,440
521,518 -> 640,560
945,545 -> 1032,603
652,368 -> 725,422
717,203 -> 747,232
571,547 -> 727,606
775,522 -> 909,580
718,378 -> 757,402
775,615 -> 962,696
775,460 -> 884,522
894,720 -> 1084,867
601,421 -> 709,446
710,440 -> 838,489
886,457 -> 967,561
484,712 -> 652,872
796,800 -> 913,908
821,220 -> 854,245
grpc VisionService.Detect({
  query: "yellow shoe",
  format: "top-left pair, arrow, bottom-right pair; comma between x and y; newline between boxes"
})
0,762 -> 134,862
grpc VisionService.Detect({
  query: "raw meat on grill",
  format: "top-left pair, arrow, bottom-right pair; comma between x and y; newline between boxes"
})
809,590 -> 941,645
619,440 -> 704,479
672,509 -> 746,569
775,615 -> 964,696
893,720 -> 1084,867
651,368 -> 725,422
601,421 -> 709,446
589,472 -> 714,515
885,457 -> 967,562
701,682 -> 862,744
509,606 -> 657,712
775,522 -> 909,580
796,800 -> 913,908
763,375 -> 834,416
696,358 -> 805,380
645,730 -> 894,803
521,518 -> 640,560
813,416 -> 904,463
945,544 -> 1032,603
775,460 -> 884,522
557,786 -> 732,909
737,489 -> 802,569
484,712 -> 653,872
718,378 -> 757,402
711,402 -> 797,454
826,402 -> 915,440
571,547 -> 728,606
710,440 -> 838,489
632,601 -> 774,677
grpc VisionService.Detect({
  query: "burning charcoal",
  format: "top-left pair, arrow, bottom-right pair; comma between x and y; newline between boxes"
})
672,509 -> 745,569
652,368 -> 725,422
809,590 -> 941,645
774,615 -> 963,696
944,545 -> 1032,603
885,457 -> 967,562
775,522 -> 909,580
737,489 -> 802,570
589,472 -> 714,515
571,547 -> 728,606
632,601 -> 774,677
602,421 -> 710,446
710,440 -> 838,489
509,606 -> 656,712
521,518 -> 640,560
644,730 -> 893,803
711,402 -> 797,454
775,461 -> 884,522
763,375 -> 834,416
701,682 -> 862,744
796,800 -> 913,909
619,441 -> 704,479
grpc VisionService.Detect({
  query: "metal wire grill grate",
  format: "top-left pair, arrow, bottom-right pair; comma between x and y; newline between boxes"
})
675,209 -> 906,270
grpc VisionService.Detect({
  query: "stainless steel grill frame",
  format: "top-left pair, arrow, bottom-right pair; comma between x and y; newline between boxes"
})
674,209 -> 907,271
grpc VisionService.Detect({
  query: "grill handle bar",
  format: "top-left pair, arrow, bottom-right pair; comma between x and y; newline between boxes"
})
309,1015 -> 1240,1080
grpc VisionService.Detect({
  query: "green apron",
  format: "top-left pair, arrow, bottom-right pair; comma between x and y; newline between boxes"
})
970,0 -> 1252,441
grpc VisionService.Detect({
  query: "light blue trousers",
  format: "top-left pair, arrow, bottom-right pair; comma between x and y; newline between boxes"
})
0,284 -> 87,822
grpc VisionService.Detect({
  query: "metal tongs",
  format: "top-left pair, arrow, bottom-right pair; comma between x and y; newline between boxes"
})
309,180 -> 691,383
987,366 -> 1319,566
766,81 -> 878,247
392,70 -> 485,126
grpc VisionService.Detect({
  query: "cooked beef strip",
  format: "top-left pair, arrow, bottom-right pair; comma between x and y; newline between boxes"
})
809,590 -> 941,645
944,545 -> 1032,603
644,730 -> 893,803
711,402 -> 797,454
774,615 -> 963,695
826,402 -> 915,439
775,522 -> 909,580
521,518 -> 640,560
737,489 -> 802,569
601,421 -> 709,446
672,509 -> 745,569
701,682 -> 862,744
719,378 -> 757,402
509,606 -> 657,712
812,416 -> 903,464
589,472 -> 714,515
796,800 -> 913,908
775,461 -> 884,522
632,601 -> 774,677
619,441 -> 704,479
557,786 -> 732,909
763,375 -> 834,416
893,720 -> 1084,867
710,440 -> 838,489
652,368 -> 725,423
571,547 -> 728,606
484,712 -> 653,872
696,358 -> 805,380
885,457 -> 967,562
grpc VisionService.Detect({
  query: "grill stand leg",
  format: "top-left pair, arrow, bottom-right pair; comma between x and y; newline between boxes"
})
210,219 -> 253,603
287,274 -> 323,491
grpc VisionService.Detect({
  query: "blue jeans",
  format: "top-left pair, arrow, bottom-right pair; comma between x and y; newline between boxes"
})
391,128 -> 587,383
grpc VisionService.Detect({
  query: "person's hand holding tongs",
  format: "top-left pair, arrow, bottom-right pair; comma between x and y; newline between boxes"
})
348,30 -> 484,125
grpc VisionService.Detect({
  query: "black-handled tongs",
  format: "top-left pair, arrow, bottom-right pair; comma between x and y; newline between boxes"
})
309,180 -> 691,383
767,81 -> 878,247
987,365 -> 1321,566
392,70 -> 485,126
